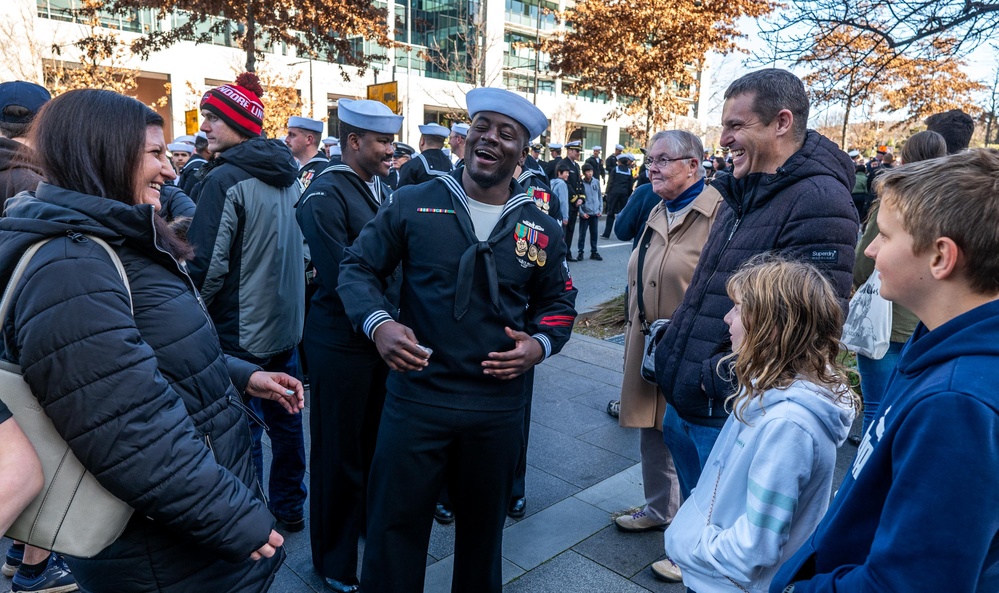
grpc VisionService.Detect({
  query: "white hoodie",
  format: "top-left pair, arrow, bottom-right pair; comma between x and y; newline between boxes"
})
663,379 -> 855,593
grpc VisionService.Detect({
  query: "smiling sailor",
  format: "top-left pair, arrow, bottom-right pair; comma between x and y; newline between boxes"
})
338,87 -> 578,593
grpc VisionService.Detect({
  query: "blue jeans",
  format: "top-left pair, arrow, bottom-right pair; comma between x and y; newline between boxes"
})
662,405 -> 723,499
856,341 -> 905,435
248,348 -> 307,521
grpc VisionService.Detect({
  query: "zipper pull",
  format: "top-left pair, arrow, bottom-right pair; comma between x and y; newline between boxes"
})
66,231 -> 88,243
227,394 -> 270,432
727,217 -> 741,241
708,397 -> 714,416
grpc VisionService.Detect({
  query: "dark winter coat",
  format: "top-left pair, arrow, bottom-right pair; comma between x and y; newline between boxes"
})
188,137 -> 304,361
654,131 -> 860,426
0,183 -> 282,592
177,154 -> 208,196
0,137 -> 42,200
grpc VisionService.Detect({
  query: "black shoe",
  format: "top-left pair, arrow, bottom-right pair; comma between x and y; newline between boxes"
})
590,252 -> 603,261
508,497 -> 527,518
848,434 -> 862,446
600,233 -> 611,239
274,514 -> 306,533
565,254 -> 576,262
434,503 -> 455,524
323,577 -> 359,593
577,252 -> 584,261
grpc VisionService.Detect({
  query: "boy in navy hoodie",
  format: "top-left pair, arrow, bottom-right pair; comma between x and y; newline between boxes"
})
771,149 -> 999,593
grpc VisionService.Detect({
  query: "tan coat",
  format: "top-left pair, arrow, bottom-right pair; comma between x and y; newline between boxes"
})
619,184 -> 723,429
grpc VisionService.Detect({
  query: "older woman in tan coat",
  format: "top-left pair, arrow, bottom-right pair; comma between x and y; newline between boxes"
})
614,130 -> 723,532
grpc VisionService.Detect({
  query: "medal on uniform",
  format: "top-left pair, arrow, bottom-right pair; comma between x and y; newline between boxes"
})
536,232 -> 549,266
526,227 -> 539,261
514,223 -> 528,257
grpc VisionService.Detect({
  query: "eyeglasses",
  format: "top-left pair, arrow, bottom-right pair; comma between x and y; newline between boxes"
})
645,154 -> 695,169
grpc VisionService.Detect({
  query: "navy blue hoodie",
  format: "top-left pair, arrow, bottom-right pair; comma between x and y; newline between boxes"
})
772,300 -> 999,592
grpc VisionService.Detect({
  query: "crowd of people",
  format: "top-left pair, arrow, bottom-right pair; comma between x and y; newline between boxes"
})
0,65 -> 995,593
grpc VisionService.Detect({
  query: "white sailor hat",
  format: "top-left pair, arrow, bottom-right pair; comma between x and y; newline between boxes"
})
168,143 -> 193,153
848,149 -> 860,157
565,140 -> 582,149
465,87 -> 548,141
618,153 -> 635,162
549,144 -> 563,151
450,122 -> 470,137
329,145 -> 342,156
615,143 -> 624,150
175,135 -> 196,145
338,99 -> 404,134
592,145 -> 602,151
418,122 -> 450,137
322,137 -> 339,146
287,116 -> 324,134
196,131 -> 207,140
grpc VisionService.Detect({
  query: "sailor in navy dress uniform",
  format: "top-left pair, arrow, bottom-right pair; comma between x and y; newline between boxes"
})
382,141 -> 414,190
449,121 -> 469,168
339,88 -> 577,593
542,142 -> 563,180
285,116 -> 328,190
295,99 -> 403,593
396,122 -> 453,188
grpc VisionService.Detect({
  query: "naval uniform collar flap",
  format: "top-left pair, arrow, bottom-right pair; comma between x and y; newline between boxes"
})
442,172 -> 532,321
305,163 -> 380,209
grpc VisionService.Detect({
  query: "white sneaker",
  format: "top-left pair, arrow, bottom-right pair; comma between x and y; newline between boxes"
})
651,557 -> 683,583
614,508 -> 668,532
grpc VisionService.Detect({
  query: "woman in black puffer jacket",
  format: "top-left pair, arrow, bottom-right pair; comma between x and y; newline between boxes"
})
0,89 -> 304,592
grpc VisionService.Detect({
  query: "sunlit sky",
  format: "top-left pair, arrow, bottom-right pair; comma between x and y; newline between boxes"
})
701,15 -> 997,125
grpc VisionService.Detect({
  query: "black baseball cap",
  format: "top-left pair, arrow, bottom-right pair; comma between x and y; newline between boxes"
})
0,81 -> 51,124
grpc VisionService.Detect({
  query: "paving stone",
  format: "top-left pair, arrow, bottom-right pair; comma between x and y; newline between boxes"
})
573,462 -> 646,514
527,423 -> 635,488
559,335 -> 627,372
268,565 -> 320,593
502,497 -> 610,570
571,381 -> 626,413
280,545 -> 332,592
530,395 -> 618,437
573,524 -> 667,578
504,550 -> 653,593
424,554 -> 525,593
428,516 -> 456,561
577,420 -> 642,461
533,363 -> 609,405
544,354 -> 624,388
514,464 -> 581,520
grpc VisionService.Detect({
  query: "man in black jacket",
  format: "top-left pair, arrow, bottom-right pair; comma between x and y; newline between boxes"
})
187,74 -> 308,537
177,133 -> 211,195
339,88 -> 576,593
297,99 -> 402,593
652,68 -> 858,541
559,140 -> 586,254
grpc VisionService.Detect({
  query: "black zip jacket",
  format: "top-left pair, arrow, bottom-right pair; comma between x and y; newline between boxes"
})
654,131 -> 859,426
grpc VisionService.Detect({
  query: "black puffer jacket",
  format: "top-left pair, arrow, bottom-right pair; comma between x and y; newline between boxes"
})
654,131 -> 859,426
0,184 -> 282,592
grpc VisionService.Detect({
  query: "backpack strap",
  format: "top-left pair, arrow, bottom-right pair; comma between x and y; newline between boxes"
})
0,235 -> 133,327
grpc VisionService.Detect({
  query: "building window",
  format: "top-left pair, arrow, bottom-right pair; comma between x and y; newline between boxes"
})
38,0 -> 160,33
503,0 -> 556,30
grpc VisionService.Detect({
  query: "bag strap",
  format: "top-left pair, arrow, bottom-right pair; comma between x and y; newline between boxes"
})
0,235 -> 133,327
634,224 -> 654,333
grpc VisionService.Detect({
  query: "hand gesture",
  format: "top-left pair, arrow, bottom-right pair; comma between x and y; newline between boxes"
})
246,371 -> 305,414
373,320 -> 430,372
481,327 -> 544,380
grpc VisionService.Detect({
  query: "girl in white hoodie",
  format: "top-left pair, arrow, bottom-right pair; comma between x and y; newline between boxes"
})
659,257 -> 860,592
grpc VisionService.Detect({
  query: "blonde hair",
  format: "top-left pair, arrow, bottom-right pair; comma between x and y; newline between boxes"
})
721,256 -> 859,422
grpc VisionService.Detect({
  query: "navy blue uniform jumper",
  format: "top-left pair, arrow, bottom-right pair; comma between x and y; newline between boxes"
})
296,163 -> 395,587
395,147 -> 453,189
338,170 -> 577,593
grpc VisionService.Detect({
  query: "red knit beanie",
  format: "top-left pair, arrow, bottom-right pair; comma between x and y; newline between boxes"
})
200,72 -> 265,138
